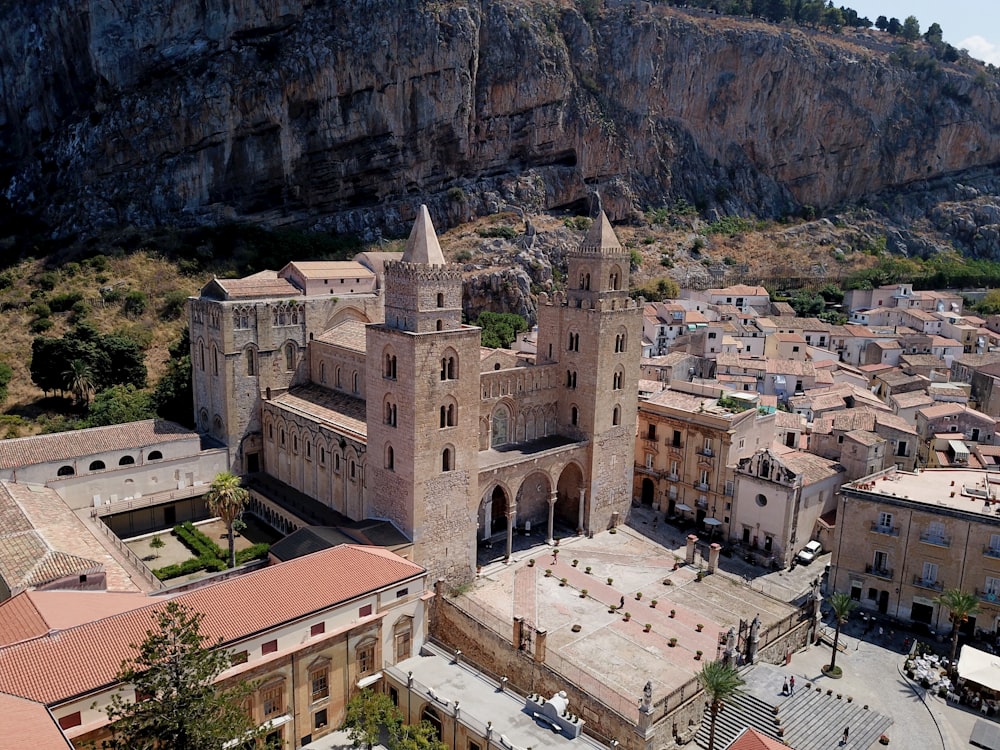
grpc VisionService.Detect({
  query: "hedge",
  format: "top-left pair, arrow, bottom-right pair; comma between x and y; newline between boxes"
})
173,522 -> 224,559
152,523 -> 270,581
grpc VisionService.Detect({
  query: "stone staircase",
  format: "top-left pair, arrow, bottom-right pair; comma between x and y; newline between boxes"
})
694,665 -> 892,750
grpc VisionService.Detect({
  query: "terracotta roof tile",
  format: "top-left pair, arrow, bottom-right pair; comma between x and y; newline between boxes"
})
0,545 -> 423,705
0,692 -> 72,749
283,261 -> 375,279
0,420 -> 194,470
726,727 -> 790,750
268,386 -> 368,442
314,319 -> 369,353
0,591 -> 152,647
212,276 -> 301,299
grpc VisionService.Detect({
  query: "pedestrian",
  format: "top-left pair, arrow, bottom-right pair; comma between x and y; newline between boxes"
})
789,675 -> 795,694
842,726 -> 849,745
782,679 -> 788,695
619,595 -> 625,609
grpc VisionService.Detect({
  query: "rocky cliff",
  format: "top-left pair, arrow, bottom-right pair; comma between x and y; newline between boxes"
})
2,0 -> 999,241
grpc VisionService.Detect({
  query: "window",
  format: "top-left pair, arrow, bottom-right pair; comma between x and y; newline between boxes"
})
385,444 -> 394,471
990,534 -> 1000,554
385,399 -> 397,427
613,369 -> 624,390
57,465 -> 75,477
645,453 -> 654,469
440,355 -> 456,380
612,405 -> 620,426
319,360 -> 325,383
703,437 -> 712,455
262,640 -> 278,655
314,708 -> 328,730
925,521 -> 946,543
198,341 -> 205,371
212,345 -> 219,376
384,352 -> 397,379
440,403 -> 456,428
395,628 -> 412,661
320,446 -> 326,465
615,332 -> 627,352
571,406 -> 578,426
921,562 -> 938,584
672,430 -> 682,448
357,641 -> 376,675
349,460 -> 356,480
647,424 -> 657,440
89,460 -> 105,471
352,371 -> 359,393
436,292 -> 444,308
147,450 -> 162,461
873,550 -> 888,573
442,447 -> 454,472
359,604 -> 373,617
755,493 -> 767,508
568,332 -> 579,352
285,343 -> 296,371
566,370 -> 577,389
491,406 -> 510,447
247,348 -> 256,376
670,460 -> 679,477
335,367 -> 341,387
987,577 -> 1000,597
897,440 -> 908,457
310,666 -> 329,702
699,469 -> 709,486
262,682 -> 284,718
311,623 -> 325,637
231,650 -> 248,665
878,512 -> 893,530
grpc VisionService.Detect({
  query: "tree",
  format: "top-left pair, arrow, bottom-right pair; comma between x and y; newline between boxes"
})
102,601 -> 260,750
875,15 -> 888,31
0,360 -> 12,406
902,15 -> 921,41
87,384 -> 156,427
206,472 -> 250,568
344,689 -> 401,750
149,535 -> 165,559
475,312 -> 528,349
393,721 -> 448,750
924,22 -> 944,45
63,359 -> 95,406
935,588 -> 980,665
826,592 -> 857,675
887,17 -> 902,35
154,328 -> 194,427
698,660 -> 745,750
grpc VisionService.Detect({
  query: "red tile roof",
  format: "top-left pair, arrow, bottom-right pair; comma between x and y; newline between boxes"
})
0,545 -> 423,705
0,419 -> 195,470
726,727 -> 792,750
0,692 -> 73,749
0,591 -> 153,647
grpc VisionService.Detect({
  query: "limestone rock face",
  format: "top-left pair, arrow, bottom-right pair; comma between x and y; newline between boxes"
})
3,1 -> 999,238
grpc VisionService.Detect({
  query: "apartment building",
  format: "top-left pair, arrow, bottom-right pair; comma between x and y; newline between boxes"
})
831,468 -> 1000,635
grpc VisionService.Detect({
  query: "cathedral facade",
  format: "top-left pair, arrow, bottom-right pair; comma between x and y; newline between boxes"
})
190,207 -> 642,579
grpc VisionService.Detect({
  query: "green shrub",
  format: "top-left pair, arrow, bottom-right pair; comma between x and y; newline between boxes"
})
34,271 -> 58,291
455,249 -> 473,263
236,543 -> 270,564
173,522 -> 224,560
122,290 -> 148,318
30,317 -> 54,333
447,186 -> 466,202
477,225 -> 518,240
160,290 -> 190,321
85,255 -> 109,272
563,216 -> 593,231
49,291 -> 84,313
29,301 -> 52,318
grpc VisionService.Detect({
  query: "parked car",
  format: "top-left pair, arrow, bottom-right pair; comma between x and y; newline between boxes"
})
796,540 -> 823,564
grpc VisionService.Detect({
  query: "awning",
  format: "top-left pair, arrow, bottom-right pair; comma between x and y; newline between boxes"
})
958,646 -> 1000,692
704,518 -> 723,526
674,503 -> 692,512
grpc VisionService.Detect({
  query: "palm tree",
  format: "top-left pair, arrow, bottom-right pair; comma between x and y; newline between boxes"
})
698,660 -> 745,750
63,359 -> 94,406
206,471 -> 249,568
826,592 -> 857,675
935,588 -> 980,665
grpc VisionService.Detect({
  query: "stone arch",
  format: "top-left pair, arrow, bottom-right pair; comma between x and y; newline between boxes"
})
515,471 -> 552,531
491,401 -> 513,447
199,408 -> 209,433
89,460 -> 105,471
555,462 -> 585,529
439,347 -> 459,381
196,337 -> 206,371
479,481 -> 514,541
383,394 -> 398,427
641,477 -> 655,506
578,267 -> 592,291
382,345 -> 397,379
439,395 -> 457,429
609,263 -> 623,290
420,706 -> 442,741
284,341 -> 297,371
323,304 -> 372,331
615,326 -> 629,353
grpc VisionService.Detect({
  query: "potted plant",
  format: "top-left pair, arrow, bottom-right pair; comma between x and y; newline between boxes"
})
636,592 -> 643,601
879,735 -> 890,745
644,623 -> 652,632
545,569 -> 552,577
696,623 -> 704,632
670,609 -> 676,618
651,599 -> 658,608
527,559 -> 535,567
607,577 -> 614,585
624,611 -> 632,622
581,589 -> 588,598
585,566 -> 592,574
572,559 -> 579,567
669,637 -> 678,647
695,650 -> 704,660
560,577 -> 568,586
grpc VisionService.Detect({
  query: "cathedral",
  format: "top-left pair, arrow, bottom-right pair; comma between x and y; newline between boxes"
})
189,206 -> 642,579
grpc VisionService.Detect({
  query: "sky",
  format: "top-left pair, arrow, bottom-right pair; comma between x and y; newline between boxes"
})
840,1 -> 1000,65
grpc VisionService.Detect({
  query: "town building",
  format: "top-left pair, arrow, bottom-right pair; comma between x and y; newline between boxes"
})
831,467 -> 1000,633
0,544 -> 429,749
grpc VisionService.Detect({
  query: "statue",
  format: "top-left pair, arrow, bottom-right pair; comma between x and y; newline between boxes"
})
642,680 -> 653,711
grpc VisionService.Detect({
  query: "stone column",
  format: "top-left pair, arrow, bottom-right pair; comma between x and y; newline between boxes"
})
748,614 -> 761,664
708,543 -> 721,573
577,488 -> 586,534
505,508 -> 516,560
546,491 -> 557,545
685,534 -> 698,565
534,628 -> 547,663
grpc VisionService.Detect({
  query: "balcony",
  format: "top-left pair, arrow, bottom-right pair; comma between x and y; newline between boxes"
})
697,448 -> 715,458
869,522 -> 899,537
919,533 -> 951,548
978,589 -> 1000,604
912,575 -> 943,591
985,546 -> 1000,559
667,473 -> 679,482
695,482 -> 710,492
696,497 -> 709,510
866,564 -> 893,580
642,438 -> 659,452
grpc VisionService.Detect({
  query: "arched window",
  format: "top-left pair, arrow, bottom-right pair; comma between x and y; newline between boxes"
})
440,401 -> 456,428
385,444 -> 394,471
613,367 -> 624,390
420,707 -> 442,740
246,347 -> 256,376
198,341 -> 205,371
147,451 -> 162,461
384,398 -> 397,427
571,406 -> 579,426
335,367 -> 342,388
436,292 -> 444,308
566,370 -> 577,389
441,447 -> 454,472
212,345 -> 219,376
440,355 -> 457,380
319,361 -> 325,383
491,406 -> 510,447
580,272 -> 591,290
612,405 -> 621,426
567,331 -> 579,352
383,351 -> 397,379
349,460 -> 357,480
118,455 -> 135,466
57,465 -> 75,477
615,331 -> 627,353
89,460 -> 105,471
609,265 -> 622,290
352,371 -> 359,393
212,416 -> 224,438
285,343 -> 296,371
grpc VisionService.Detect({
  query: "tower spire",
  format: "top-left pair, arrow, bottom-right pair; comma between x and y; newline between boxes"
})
401,205 -> 446,265
581,211 -> 622,252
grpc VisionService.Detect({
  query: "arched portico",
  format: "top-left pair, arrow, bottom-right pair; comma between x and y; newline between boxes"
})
556,462 -> 585,535
641,478 -> 655,506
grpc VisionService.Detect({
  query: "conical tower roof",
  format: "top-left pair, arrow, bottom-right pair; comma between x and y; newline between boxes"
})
401,205 -> 446,265
581,211 -> 621,251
